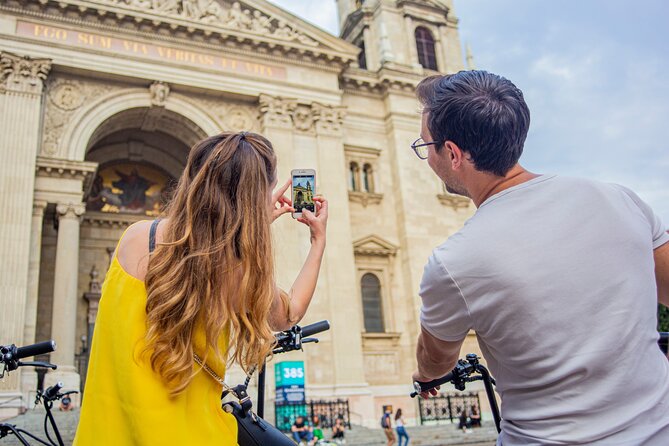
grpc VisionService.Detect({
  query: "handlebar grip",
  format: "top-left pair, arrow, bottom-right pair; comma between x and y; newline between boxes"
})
44,382 -> 63,400
660,332 -> 668,355
300,320 -> 330,338
15,340 -> 56,360
413,371 -> 455,395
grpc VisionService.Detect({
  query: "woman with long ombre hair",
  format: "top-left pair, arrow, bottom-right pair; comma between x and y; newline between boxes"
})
74,132 -> 328,445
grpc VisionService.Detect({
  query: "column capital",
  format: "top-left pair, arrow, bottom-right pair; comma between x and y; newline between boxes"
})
56,202 -> 86,220
313,102 -> 347,136
0,52 -> 52,96
33,200 -> 48,217
259,94 -> 296,129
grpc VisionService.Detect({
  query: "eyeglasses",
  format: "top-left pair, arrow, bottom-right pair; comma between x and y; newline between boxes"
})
410,137 -> 442,160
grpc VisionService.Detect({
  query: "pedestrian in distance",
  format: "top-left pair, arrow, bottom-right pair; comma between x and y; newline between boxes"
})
381,406 -> 396,446
394,408 -> 410,446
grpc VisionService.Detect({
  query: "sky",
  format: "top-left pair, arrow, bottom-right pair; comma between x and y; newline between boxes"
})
267,0 -> 669,223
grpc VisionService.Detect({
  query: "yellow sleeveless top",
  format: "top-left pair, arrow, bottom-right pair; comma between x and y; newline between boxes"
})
73,236 -> 237,445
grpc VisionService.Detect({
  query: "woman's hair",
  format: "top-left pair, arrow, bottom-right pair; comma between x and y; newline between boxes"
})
144,132 -> 284,396
395,408 -> 402,420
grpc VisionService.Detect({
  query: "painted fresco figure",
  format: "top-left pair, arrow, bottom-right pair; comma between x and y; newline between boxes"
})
112,168 -> 155,212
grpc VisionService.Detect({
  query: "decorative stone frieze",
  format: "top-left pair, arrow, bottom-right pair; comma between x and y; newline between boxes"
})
258,94 -> 346,134
0,52 -> 51,95
188,94 -> 259,132
41,76 -> 117,156
94,0 -> 318,46
149,81 -> 170,107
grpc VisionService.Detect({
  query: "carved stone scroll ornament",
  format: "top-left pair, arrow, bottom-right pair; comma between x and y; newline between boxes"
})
102,0 -> 318,46
149,81 -> 170,107
0,52 -> 52,95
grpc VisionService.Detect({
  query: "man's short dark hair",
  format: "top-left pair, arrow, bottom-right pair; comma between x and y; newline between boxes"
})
416,70 -> 530,176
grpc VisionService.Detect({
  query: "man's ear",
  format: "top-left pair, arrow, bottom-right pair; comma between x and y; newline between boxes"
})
444,141 -> 464,169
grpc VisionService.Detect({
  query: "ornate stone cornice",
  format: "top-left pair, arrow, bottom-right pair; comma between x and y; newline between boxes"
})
35,157 -> 99,193
0,52 -> 52,95
437,193 -> 471,210
2,0 -> 358,69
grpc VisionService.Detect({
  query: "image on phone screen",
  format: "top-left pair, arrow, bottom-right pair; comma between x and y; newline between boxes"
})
292,175 -> 315,214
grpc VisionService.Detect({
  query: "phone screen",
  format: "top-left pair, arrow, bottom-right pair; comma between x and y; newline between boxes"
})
292,175 -> 315,214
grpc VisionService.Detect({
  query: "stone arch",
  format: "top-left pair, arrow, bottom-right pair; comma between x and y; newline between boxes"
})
60,88 -> 221,161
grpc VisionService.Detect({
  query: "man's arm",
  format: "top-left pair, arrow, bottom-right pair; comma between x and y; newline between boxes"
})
413,325 -> 465,395
656,235 -> 669,308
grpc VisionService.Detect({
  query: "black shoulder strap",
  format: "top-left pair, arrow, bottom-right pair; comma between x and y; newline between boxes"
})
149,219 -> 160,254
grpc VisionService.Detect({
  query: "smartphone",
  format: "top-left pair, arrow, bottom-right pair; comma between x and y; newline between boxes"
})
291,169 -> 316,219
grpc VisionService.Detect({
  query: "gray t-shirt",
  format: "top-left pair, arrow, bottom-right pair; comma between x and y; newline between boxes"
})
420,175 -> 669,445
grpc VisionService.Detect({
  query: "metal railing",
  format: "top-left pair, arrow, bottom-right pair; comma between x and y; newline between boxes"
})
417,391 -> 481,425
275,399 -> 350,432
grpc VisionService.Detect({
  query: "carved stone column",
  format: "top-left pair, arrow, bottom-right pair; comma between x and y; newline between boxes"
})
0,52 -> 51,406
19,200 -> 48,402
44,203 -> 86,399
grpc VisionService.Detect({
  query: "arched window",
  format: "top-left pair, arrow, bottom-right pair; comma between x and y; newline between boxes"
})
361,273 -> 384,332
349,162 -> 360,191
415,27 -> 438,71
363,163 -> 373,193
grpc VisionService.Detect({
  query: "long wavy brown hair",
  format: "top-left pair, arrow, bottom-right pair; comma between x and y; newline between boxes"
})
144,132 -> 282,396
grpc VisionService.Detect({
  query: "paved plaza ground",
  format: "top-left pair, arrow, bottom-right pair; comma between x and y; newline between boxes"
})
1,407 -> 499,445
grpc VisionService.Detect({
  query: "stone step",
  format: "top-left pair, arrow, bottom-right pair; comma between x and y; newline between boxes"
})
313,422 -> 498,446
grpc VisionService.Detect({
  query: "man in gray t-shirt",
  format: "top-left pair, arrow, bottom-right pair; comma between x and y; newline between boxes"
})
411,71 -> 669,445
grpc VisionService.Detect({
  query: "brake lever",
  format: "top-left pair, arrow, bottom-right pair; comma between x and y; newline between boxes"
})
301,337 -> 319,344
18,361 -> 57,370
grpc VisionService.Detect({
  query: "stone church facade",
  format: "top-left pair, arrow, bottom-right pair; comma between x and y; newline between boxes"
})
0,0 -> 479,426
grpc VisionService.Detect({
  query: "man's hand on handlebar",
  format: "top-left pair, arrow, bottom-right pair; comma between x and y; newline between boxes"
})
412,370 -> 440,399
